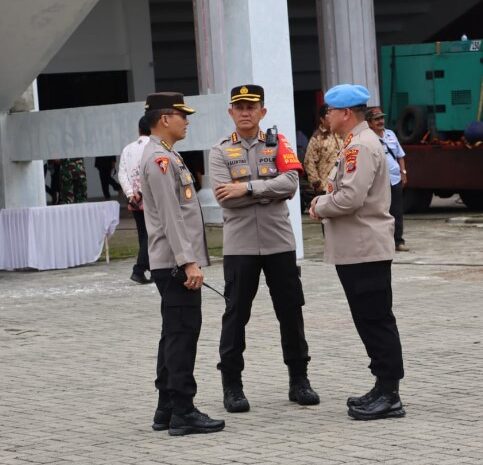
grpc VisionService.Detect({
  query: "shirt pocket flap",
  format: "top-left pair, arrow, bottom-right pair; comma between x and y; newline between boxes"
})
230,165 -> 251,179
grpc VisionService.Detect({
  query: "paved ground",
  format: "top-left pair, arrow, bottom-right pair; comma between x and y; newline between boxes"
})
1,202 -> 483,464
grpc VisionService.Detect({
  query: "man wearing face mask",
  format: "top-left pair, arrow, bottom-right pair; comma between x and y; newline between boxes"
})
209,85 -> 319,414
310,84 -> 405,421
140,92 -> 225,436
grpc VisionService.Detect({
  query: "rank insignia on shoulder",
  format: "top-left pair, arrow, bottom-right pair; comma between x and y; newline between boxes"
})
343,133 -> 353,148
155,156 -> 170,174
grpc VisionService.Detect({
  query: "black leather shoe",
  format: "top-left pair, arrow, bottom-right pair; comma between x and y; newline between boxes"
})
152,407 -> 172,431
289,377 -> 320,405
347,385 -> 381,408
348,392 -> 406,420
223,384 -> 250,413
130,273 -> 153,284
168,408 -> 225,436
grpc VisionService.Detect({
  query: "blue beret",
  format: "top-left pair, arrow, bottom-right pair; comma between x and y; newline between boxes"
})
324,84 -> 370,108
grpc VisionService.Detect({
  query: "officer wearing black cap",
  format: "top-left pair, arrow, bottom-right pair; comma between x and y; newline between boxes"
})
140,92 -> 225,436
209,84 -> 319,413
310,84 -> 405,421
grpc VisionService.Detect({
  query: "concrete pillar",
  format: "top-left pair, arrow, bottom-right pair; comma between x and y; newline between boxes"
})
192,0 -> 226,224
0,112 -> 46,209
122,0 -> 156,101
316,0 -> 380,105
193,0 -> 304,258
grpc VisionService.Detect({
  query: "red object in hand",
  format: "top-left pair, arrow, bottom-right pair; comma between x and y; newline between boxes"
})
275,134 -> 304,174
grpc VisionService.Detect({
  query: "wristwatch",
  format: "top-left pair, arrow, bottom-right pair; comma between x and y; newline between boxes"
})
246,181 -> 253,196
401,170 -> 407,175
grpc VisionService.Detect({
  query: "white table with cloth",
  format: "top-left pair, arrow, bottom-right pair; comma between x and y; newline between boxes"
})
0,201 -> 120,271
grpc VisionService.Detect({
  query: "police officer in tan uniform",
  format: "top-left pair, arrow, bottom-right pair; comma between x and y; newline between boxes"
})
310,84 -> 405,421
209,85 -> 319,413
140,92 -> 225,436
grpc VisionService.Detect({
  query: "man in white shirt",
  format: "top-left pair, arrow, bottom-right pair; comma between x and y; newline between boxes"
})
366,107 -> 409,252
118,116 -> 153,283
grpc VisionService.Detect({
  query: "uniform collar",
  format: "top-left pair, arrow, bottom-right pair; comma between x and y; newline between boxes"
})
231,129 -> 266,146
150,135 -> 173,152
351,121 -> 369,137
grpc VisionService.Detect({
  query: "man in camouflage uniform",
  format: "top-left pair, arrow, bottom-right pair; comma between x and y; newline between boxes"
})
59,158 -> 87,204
304,104 -> 342,194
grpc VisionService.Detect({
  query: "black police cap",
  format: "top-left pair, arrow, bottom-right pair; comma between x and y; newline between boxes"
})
144,92 -> 195,114
230,85 -> 264,104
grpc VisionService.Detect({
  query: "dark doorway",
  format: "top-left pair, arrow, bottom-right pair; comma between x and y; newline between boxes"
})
37,71 -> 128,110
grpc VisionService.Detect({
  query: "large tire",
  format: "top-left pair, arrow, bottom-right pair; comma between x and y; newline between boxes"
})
403,188 -> 433,213
396,105 -> 428,144
460,190 -> 483,211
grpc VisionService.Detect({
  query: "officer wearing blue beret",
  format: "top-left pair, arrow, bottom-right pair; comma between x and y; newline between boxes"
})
310,84 -> 406,421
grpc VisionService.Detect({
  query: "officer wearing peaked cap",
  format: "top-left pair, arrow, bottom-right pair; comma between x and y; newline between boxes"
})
310,84 -> 405,421
209,84 -> 320,414
140,92 -> 225,436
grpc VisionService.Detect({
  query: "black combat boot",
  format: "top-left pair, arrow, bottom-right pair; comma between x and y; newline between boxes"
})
222,373 -> 250,413
152,395 -> 172,431
288,367 -> 320,405
152,406 -> 172,431
347,379 -> 382,408
168,408 -> 225,436
348,380 -> 405,420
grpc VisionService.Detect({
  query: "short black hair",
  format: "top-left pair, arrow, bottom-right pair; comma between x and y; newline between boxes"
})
138,116 -> 151,136
319,104 -> 329,118
350,104 -> 368,114
144,109 -> 180,129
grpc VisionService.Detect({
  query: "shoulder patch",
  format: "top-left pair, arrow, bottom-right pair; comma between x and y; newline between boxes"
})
154,156 -> 170,174
344,148 -> 359,174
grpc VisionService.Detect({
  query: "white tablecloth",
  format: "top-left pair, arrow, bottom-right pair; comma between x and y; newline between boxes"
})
0,201 -> 120,270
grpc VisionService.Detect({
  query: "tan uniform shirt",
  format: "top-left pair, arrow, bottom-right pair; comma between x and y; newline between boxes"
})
140,135 -> 209,269
209,131 -> 298,256
304,126 -> 342,191
315,121 -> 395,265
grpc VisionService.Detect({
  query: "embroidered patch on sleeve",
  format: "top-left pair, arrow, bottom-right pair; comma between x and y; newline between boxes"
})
154,156 -> 170,174
344,148 -> 359,173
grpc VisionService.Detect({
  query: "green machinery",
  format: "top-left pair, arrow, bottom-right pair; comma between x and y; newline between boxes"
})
380,39 -> 483,143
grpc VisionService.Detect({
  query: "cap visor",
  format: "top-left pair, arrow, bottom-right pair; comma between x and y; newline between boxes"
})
173,103 -> 196,114
230,96 -> 262,104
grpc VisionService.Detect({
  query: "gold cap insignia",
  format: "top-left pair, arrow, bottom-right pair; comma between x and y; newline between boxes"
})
240,86 -> 249,94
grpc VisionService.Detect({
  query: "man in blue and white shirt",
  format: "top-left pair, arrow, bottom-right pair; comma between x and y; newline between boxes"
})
366,107 -> 409,251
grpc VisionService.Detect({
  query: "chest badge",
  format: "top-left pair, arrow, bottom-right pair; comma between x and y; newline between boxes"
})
184,186 -> 193,200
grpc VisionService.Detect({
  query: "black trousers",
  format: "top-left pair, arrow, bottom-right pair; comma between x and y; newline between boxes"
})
97,167 -> 121,199
390,181 -> 405,246
131,210 -> 149,275
218,251 -> 310,380
335,260 -> 404,382
152,269 -> 202,414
